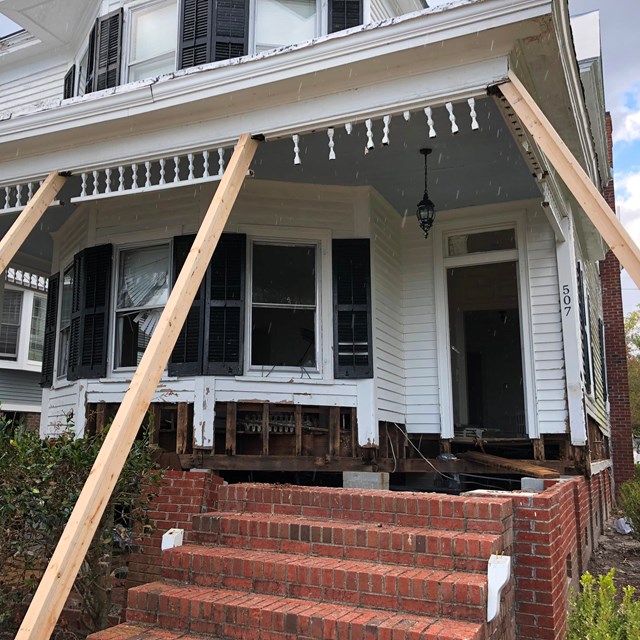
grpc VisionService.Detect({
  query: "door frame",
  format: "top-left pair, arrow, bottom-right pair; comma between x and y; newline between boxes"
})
433,209 -> 538,439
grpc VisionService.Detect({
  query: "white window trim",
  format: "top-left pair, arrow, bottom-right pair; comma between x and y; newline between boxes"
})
237,224 -> 332,380
123,0 -> 179,85
433,211 -> 538,439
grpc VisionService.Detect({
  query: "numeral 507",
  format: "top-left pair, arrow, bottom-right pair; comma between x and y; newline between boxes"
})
562,285 -> 571,316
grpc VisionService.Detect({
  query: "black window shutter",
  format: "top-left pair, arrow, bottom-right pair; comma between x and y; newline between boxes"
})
598,318 -> 608,402
169,235 -> 206,375
329,0 -> 362,33
333,239 -> 373,378
68,245 -> 112,380
179,0 -> 212,69
63,66 -> 76,99
41,273 -> 60,387
93,9 -> 123,92
205,233 -> 246,375
577,263 -> 591,395
212,0 -> 249,62
85,22 -> 97,94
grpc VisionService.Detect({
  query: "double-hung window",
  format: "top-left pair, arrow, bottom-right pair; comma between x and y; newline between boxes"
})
0,290 -> 22,360
253,0 -> 319,53
250,242 -> 318,370
28,295 -> 46,362
115,244 -> 171,368
57,266 -> 74,377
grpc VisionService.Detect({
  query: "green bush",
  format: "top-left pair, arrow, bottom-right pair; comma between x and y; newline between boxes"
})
0,414 -> 160,635
567,570 -> 640,639
620,473 -> 640,541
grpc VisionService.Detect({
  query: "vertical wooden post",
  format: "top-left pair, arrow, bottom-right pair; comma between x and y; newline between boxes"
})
262,403 -> 269,456
95,402 -> 107,435
16,134 -> 258,640
350,408 -> 358,458
176,403 -> 189,454
0,172 -> 68,274
329,406 -> 340,457
225,402 -> 237,455
499,71 -> 640,288
295,405 -> 303,456
148,404 -> 160,446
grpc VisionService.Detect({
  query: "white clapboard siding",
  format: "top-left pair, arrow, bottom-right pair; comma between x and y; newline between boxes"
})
402,228 -> 440,434
55,207 -> 90,271
0,60 -> 67,114
370,192 -> 405,422
41,382 -> 83,437
527,208 -> 568,434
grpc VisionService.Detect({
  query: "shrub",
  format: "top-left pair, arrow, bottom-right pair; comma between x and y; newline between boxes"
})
0,413 -> 160,635
567,570 -> 640,639
620,473 -> 640,541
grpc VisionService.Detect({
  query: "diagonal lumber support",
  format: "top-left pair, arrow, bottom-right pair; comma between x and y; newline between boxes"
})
16,134 -> 258,640
0,171 -> 68,273
499,70 -> 640,288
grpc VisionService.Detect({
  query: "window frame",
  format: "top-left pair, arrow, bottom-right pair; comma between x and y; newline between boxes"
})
56,264 -> 74,379
112,240 -> 172,372
124,0 -> 179,84
0,287 -> 23,361
239,225 -> 332,380
27,292 -> 47,363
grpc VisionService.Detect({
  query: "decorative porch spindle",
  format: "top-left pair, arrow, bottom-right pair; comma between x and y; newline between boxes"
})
293,135 -> 301,165
446,102 -> 459,134
328,128 -> 336,160
425,107 -> 436,138
468,98 -> 479,130
218,148 -> 225,176
345,122 -> 353,135
382,115 -> 391,145
365,119 -> 375,150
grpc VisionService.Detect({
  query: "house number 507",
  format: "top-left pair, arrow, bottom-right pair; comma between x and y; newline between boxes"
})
562,285 -> 572,316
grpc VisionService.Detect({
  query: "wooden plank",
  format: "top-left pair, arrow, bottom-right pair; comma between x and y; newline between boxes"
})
225,402 -> 237,456
0,172 -> 68,274
329,406 -> 340,457
176,403 -> 189,454
148,404 -> 160,446
95,402 -> 107,436
350,408 -> 358,457
16,134 -> 258,640
532,438 -> 545,461
262,403 -> 269,456
294,405 -> 302,456
500,71 -> 640,288
458,451 -> 559,478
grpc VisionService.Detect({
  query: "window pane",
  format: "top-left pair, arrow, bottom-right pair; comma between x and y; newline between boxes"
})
252,244 -> 315,305
255,0 -> 316,52
118,245 -> 170,310
29,295 -> 46,361
116,309 -> 161,367
60,267 -> 74,328
252,307 -> 315,367
129,51 -> 175,82
0,290 -> 21,358
130,1 -> 177,64
447,229 -> 516,257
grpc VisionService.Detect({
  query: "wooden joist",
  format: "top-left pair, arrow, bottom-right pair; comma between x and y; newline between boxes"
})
329,406 -> 340,457
16,134 -> 258,640
0,171 -> 68,273
225,402 -> 237,455
176,403 -> 189,454
458,451 -> 560,479
500,71 -> 640,288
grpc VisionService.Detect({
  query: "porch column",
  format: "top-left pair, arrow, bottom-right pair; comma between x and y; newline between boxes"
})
16,134 -> 258,640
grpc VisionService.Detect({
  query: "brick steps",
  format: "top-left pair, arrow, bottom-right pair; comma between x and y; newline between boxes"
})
89,622 -> 205,640
127,581 -> 486,640
192,512 -> 503,572
163,544 -> 488,621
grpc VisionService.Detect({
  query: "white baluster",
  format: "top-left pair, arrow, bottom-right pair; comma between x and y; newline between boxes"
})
446,102 -> 459,134
118,166 -> 125,191
16,184 -> 22,206
27,183 -> 33,200
345,123 -> 353,135
403,111 -> 411,122
188,154 -> 195,181
4,186 -> 10,210
425,107 -> 436,138
292,135 -> 301,165
93,170 -> 99,195
202,151 -> 210,177
218,148 -> 225,176
382,115 -> 391,146
80,173 -> 87,198
145,162 -> 152,187
159,158 -> 166,185
174,156 -> 180,183
468,97 -> 479,130
105,168 -> 112,193
365,119 -> 375,150
328,128 -> 336,160
131,164 -> 138,189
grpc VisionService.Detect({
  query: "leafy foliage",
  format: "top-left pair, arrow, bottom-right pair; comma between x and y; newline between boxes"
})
620,470 -> 640,542
567,570 -> 640,640
624,308 -> 640,437
0,413 -> 160,635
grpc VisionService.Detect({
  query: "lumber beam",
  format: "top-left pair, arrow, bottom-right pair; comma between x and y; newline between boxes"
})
0,171 -> 67,273
225,402 -> 237,455
499,71 -> 640,288
458,451 -> 559,479
16,134 -> 258,640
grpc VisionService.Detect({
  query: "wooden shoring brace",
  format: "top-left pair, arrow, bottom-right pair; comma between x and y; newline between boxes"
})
0,171 -> 68,273
16,134 -> 258,640
499,71 -> 640,288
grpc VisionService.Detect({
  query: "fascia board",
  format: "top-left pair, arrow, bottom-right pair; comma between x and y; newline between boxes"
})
0,0 -> 551,143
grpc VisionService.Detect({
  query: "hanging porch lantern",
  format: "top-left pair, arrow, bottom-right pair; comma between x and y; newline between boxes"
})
416,147 -> 436,239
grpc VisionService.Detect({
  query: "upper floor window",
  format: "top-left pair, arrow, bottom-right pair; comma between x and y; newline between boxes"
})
254,0 -> 318,53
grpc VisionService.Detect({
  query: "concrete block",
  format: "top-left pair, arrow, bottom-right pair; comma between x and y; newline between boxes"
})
343,471 -> 389,490
521,477 -> 545,492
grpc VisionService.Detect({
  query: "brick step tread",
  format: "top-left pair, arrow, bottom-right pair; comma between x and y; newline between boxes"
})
163,544 -> 487,620
89,623 -> 208,640
128,582 -> 485,640
192,512 -> 503,572
217,483 -> 511,535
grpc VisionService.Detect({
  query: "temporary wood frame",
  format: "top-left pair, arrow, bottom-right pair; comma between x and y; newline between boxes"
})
499,70 -> 640,288
16,134 -> 258,640
0,171 -> 67,273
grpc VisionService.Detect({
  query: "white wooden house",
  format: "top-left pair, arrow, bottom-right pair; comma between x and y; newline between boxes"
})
0,0 -> 621,478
